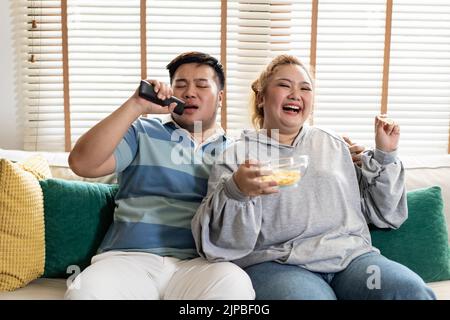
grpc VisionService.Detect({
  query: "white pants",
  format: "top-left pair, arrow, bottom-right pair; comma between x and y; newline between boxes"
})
64,251 -> 255,300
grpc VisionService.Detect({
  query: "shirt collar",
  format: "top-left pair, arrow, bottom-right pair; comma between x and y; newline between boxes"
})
161,114 -> 227,145
160,114 -> 176,125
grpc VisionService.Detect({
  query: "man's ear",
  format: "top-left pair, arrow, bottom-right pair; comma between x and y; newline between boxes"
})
217,89 -> 224,108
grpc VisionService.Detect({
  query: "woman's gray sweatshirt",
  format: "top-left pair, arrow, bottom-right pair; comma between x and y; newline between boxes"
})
191,126 -> 408,272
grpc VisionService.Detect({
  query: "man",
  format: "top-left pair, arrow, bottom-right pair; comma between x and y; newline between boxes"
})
66,52 -> 255,300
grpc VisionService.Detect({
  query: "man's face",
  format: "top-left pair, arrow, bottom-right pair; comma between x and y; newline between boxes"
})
171,63 -> 223,132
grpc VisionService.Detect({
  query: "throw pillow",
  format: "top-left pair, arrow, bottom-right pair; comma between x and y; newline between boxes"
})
40,179 -> 118,278
370,186 -> 450,283
0,158 -> 48,291
19,154 -> 53,180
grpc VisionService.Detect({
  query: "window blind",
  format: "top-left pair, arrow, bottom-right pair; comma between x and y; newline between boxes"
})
388,0 -> 450,154
227,0 -> 308,138
313,0 -> 387,150
145,0 -> 223,123
16,0 -> 450,155
67,0 -> 142,148
20,0 -> 65,151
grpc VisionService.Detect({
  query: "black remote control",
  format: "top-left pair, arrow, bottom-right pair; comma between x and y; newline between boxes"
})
138,80 -> 185,115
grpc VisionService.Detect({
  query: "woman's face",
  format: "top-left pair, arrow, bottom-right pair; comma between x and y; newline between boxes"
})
261,64 -> 313,134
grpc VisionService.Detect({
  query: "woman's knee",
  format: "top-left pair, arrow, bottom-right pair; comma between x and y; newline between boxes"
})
256,281 -> 336,300
335,253 -> 437,300
391,275 -> 436,300
246,262 -> 336,300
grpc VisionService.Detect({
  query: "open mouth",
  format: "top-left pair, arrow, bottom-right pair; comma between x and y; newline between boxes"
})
282,104 -> 302,113
184,105 -> 199,111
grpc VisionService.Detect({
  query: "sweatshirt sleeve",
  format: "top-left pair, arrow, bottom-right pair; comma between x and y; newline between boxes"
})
191,159 -> 263,262
356,148 -> 408,229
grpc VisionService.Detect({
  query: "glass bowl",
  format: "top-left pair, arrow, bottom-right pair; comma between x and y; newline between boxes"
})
260,155 -> 309,188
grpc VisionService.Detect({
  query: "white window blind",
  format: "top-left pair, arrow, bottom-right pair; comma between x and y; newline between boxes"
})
145,0 -> 222,123
16,0 -> 450,154
226,0 -> 312,138
146,0 -> 221,80
289,0 -> 312,67
67,0 -> 142,148
388,0 -> 450,154
313,0 -> 450,154
18,0 -> 65,151
313,0 -> 387,150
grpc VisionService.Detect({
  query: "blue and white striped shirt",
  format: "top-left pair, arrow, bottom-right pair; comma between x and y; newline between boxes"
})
97,116 -> 229,259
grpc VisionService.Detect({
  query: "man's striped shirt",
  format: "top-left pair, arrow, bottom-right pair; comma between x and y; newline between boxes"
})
97,116 -> 229,259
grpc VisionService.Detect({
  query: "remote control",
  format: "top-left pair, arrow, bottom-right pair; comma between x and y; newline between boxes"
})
138,80 -> 185,115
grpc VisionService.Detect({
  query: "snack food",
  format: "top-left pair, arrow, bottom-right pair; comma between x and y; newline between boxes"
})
377,115 -> 394,125
261,170 -> 301,187
260,155 -> 308,188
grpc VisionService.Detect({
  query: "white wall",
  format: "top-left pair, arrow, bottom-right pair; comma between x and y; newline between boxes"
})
0,0 -> 22,150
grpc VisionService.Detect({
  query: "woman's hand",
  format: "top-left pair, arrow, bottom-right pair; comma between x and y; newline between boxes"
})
233,159 -> 278,197
375,114 -> 400,152
129,79 -> 178,115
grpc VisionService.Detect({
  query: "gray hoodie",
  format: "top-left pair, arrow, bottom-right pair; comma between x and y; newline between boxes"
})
191,126 -> 407,273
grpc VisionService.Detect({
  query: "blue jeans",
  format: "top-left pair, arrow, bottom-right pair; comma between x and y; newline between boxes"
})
244,252 -> 436,300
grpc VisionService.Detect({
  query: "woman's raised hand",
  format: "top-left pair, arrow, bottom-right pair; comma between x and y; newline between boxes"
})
375,114 -> 400,152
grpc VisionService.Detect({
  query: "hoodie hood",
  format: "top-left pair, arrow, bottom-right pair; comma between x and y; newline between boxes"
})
239,126 -> 310,148
221,126 -> 311,166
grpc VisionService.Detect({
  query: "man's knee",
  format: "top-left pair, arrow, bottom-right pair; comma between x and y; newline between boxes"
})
198,262 -> 255,300
64,268 -> 123,300
65,286 -> 94,300
64,273 -> 98,300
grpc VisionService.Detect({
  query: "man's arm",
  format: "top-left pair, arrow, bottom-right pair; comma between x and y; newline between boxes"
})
69,81 -> 176,178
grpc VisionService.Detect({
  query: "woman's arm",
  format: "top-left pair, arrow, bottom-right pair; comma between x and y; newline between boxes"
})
191,156 -> 276,262
357,149 -> 407,229
357,115 -> 407,229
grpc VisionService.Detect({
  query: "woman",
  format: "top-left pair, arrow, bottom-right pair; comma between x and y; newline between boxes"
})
191,54 -> 435,300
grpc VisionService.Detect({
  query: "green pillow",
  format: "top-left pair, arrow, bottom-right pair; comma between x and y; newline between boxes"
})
39,179 -> 118,278
370,186 -> 450,283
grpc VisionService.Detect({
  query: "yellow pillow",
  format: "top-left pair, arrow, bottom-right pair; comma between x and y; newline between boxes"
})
0,157 -> 49,291
19,154 -> 53,180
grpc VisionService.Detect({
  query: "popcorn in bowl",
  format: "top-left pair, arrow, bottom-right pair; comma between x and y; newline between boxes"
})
260,155 -> 309,188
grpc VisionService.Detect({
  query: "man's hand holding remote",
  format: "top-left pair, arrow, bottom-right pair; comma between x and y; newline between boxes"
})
135,80 -> 185,115
127,80 -> 178,115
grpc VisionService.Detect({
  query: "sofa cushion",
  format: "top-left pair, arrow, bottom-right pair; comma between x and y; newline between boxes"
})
0,148 -> 117,184
40,179 -> 118,278
0,278 -> 66,300
18,154 -> 53,180
403,155 -> 450,243
370,186 -> 450,283
0,158 -> 47,291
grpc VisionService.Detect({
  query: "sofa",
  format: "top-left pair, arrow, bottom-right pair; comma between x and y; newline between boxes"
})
0,148 -> 449,300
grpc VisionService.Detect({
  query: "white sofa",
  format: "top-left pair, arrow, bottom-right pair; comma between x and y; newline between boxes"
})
0,149 -> 449,300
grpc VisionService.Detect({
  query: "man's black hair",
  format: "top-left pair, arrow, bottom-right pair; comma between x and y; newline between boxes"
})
166,51 -> 225,90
